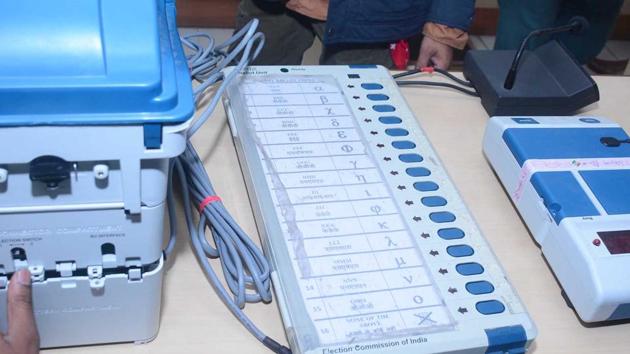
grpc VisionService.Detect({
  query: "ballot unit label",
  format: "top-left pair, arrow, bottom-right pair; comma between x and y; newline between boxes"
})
237,76 -> 455,345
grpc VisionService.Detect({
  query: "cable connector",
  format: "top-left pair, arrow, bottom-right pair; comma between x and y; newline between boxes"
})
420,66 -> 435,73
263,337 -> 292,354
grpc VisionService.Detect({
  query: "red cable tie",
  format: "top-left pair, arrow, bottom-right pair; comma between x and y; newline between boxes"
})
198,195 -> 222,212
421,66 -> 435,73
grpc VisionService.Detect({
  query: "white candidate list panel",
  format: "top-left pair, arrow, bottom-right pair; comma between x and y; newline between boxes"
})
238,76 -> 454,345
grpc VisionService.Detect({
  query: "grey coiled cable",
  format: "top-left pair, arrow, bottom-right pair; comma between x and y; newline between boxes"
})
164,20 -> 291,354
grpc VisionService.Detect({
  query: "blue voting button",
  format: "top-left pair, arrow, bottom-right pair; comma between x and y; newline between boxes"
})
399,153 -> 423,163
437,227 -> 464,239
392,141 -> 415,149
430,211 -> 456,223
367,94 -> 389,101
379,116 -> 402,124
422,196 -> 447,207
373,104 -> 396,112
456,262 -> 484,276
476,300 -> 505,315
447,245 -> 474,257
466,281 -> 495,295
385,128 -> 409,136
413,181 -> 439,191
361,83 -> 383,90
420,196 -> 446,207
407,167 -> 431,177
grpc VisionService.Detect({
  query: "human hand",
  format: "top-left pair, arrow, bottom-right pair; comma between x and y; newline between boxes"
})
1,269 -> 39,354
285,0 -> 329,21
417,36 -> 453,70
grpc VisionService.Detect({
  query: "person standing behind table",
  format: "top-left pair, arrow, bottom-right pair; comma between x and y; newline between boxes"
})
234,0 -> 475,69
494,0 -> 624,65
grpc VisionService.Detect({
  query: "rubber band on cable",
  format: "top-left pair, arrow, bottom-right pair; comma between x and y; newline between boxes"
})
199,195 -> 222,212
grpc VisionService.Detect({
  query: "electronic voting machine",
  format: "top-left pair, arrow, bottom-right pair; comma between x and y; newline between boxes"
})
0,0 -> 193,347
223,66 -> 536,354
484,116 -> 630,323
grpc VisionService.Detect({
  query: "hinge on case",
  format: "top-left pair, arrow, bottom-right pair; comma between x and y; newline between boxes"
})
56,261 -> 76,277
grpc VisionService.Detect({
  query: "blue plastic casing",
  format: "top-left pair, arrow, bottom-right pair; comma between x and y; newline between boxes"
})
502,126 -> 630,224
0,0 -> 193,126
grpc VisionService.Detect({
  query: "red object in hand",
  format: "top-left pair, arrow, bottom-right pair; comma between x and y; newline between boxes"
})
390,40 -> 410,70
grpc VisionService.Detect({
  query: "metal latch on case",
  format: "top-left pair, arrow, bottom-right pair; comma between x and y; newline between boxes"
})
126,257 -> 143,281
127,267 -> 142,282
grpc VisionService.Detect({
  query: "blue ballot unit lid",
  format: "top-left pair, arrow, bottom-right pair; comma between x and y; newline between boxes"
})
0,0 -> 194,128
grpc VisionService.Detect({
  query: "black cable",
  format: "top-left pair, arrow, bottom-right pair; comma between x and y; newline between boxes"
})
393,68 -> 474,88
396,80 -> 480,97
434,68 -> 474,88
392,69 -> 420,79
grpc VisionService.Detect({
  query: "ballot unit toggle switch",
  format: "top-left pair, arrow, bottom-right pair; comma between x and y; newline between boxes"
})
11,247 -> 28,270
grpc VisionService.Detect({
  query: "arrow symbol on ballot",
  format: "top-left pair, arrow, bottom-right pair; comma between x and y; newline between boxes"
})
364,118 -> 372,123
412,216 -> 421,222
438,268 -> 448,274
384,157 -> 392,161
430,250 -> 439,257
377,143 -> 385,148
371,131 -> 378,135
458,307 -> 468,314
448,287 -> 458,294
405,200 -> 413,206
390,171 -> 399,175
420,233 -> 430,239
397,185 -> 406,190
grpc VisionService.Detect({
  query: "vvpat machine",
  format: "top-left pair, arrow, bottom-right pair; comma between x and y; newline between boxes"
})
483,116 -> 630,323
0,0 -> 193,347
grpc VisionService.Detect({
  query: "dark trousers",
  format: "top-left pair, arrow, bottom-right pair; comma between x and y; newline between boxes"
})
495,0 -> 624,64
235,0 -> 393,67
